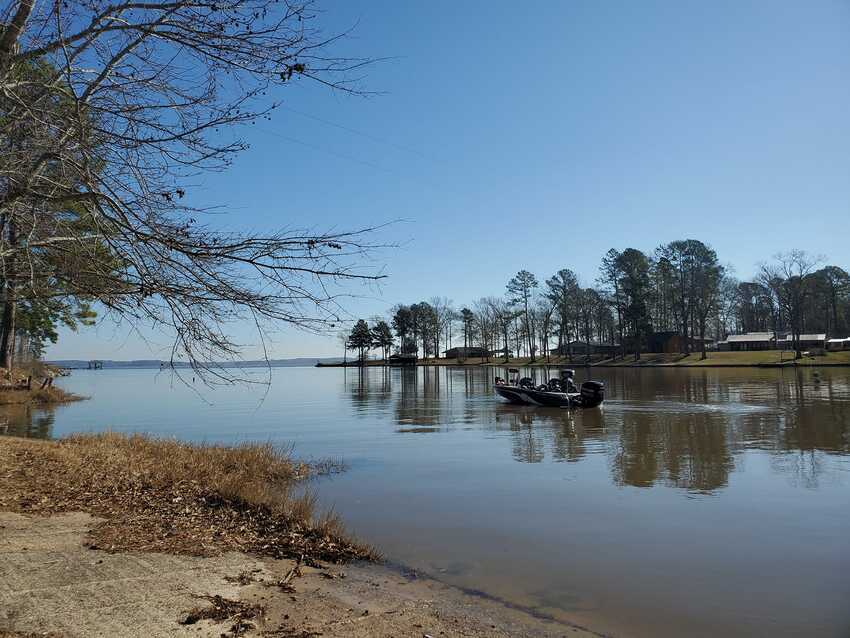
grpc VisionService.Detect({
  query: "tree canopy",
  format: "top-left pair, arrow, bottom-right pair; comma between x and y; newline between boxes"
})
0,0 -> 384,373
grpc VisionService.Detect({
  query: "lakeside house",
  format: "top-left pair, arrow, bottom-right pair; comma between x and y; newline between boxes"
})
717,332 -> 777,351
777,334 -> 827,350
552,341 -> 620,356
717,332 -> 829,351
443,346 -> 515,359
646,331 -> 715,353
443,346 -> 489,359
826,337 -> 850,351
388,353 -> 417,366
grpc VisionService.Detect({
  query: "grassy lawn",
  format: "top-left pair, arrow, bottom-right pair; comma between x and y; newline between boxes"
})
416,351 -> 850,367
353,350 -> 850,368
676,350 -> 850,366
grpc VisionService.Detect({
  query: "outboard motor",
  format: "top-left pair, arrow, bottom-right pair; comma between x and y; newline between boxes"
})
579,381 -> 605,408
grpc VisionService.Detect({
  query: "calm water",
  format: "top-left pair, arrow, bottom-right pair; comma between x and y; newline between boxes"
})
3,365 -> 849,637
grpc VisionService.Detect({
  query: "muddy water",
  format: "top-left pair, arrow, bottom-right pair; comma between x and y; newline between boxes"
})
3,365 -> 849,637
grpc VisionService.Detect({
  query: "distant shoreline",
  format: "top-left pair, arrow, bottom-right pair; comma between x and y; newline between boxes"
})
47,357 -> 344,370
317,350 -> 850,369
46,350 -> 850,371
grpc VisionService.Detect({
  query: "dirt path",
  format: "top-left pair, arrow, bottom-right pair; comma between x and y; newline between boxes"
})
0,511 -> 604,638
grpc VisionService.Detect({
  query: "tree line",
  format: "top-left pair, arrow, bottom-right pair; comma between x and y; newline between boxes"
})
345,242 -> 849,362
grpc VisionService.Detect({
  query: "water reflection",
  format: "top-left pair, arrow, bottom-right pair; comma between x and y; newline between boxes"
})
342,365 -> 850,493
8,365 -> 850,495
6,365 -> 849,638
0,403 -> 56,439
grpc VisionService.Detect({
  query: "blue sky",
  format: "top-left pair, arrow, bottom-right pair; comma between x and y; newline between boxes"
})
50,0 -> 850,360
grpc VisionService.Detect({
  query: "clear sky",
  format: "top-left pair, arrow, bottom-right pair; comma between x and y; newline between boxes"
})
49,0 -> 850,360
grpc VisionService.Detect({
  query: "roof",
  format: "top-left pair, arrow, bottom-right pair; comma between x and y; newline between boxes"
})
779,334 -> 826,341
563,340 -> 618,346
827,337 -> 850,343
725,333 -> 775,343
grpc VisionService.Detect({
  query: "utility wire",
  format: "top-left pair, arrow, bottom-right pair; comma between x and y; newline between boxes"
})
257,127 -> 400,176
279,105 -> 429,160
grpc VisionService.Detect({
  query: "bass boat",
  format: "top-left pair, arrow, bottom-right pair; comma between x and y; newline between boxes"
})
494,368 -> 604,408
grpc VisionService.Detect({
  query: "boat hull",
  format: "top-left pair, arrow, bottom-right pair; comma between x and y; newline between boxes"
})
494,381 -> 604,408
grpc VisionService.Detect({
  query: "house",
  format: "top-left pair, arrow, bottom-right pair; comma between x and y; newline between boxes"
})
552,341 -> 620,356
777,334 -> 827,350
826,337 -> 850,351
443,346 -> 489,359
719,332 -> 776,351
388,353 -> 417,366
641,332 -> 715,353
646,331 -> 679,353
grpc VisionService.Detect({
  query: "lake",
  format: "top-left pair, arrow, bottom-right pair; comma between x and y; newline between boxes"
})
3,365 -> 849,637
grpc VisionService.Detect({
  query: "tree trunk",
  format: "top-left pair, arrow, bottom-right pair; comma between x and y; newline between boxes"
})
633,323 -> 640,361
0,220 -> 17,370
0,287 -> 16,370
830,287 -> 839,337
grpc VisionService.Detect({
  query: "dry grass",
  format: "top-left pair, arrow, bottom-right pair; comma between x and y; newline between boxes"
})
0,386 -> 82,405
0,433 -> 374,563
0,365 -> 82,405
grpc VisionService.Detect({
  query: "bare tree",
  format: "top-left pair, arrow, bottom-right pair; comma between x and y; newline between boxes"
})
532,295 -> 555,362
336,328 -> 350,364
758,250 -> 823,359
489,297 -> 517,362
429,296 -> 454,358
0,0 -> 383,374
715,275 -> 739,340
471,298 -> 495,362
688,242 -> 724,360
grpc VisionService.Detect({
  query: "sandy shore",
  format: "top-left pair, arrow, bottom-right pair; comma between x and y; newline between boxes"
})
0,435 -> 605,637
0,510 -> 603,637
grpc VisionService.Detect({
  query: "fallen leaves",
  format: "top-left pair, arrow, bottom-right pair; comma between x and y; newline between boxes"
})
179,594 -> 265,636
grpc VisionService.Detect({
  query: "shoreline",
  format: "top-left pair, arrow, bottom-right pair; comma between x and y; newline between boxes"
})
317,350 -> 850,369
0,434 -> 604,637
